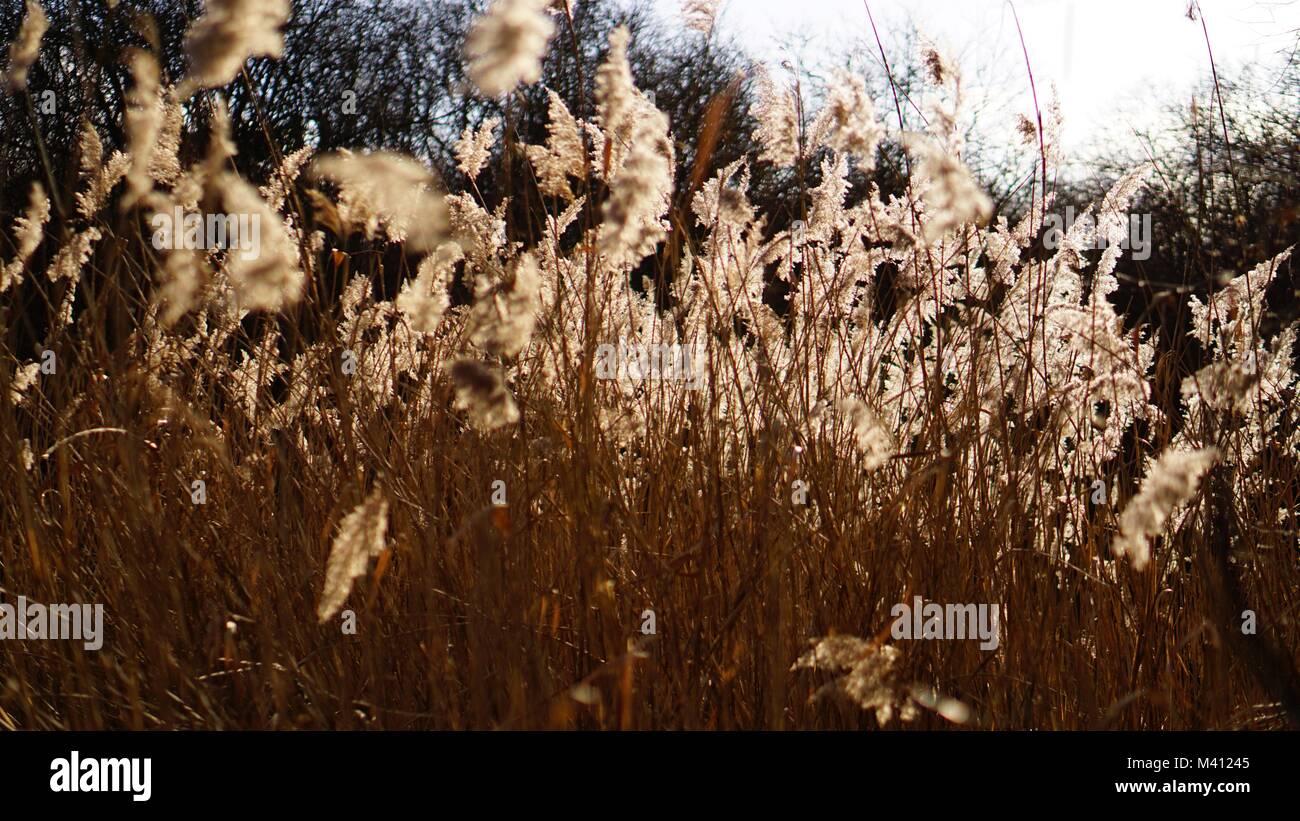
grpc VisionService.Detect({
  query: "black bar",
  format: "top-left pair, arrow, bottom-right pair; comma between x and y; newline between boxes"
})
0,731 -> 1288,809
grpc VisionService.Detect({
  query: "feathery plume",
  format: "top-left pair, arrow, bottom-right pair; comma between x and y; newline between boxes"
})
180,0 -> 290,96
449,359 -> 519,431
1,183 -> 50,293
1113,447 -> 1220,571
76,121 -> 130,219
524,90 -> 586,198
919,42 -> 964,148
9,362 -> 41,406
793,637 -> 916,724
78,120 -> 103,178
260,147 -> 314,213
150,93 -> 185,188
465,0 -> 555,97
593,29 -> 674,265
906,135 -> 992,243
46,228 -> 100,283
214,172 -> 303,311
469,252 -> 542,356
316,489 -> 389,622
922,43 -> 957,89
594,27 -> 636,138
122,50 -> 163,210
312,152 -> 449,251
398,243 -> 463,334
599,105 -> 674,267
3,1 -> 48,93
681,0 -> 723,35
751,66 -> 800,168
836,398 -> 895,470
156,245 -> 207,327
52,279 -> 76,331
1189,247 -> 1292,354
820,71 -> 884,170
205,97 -> 238,173
454,117 -> 499,181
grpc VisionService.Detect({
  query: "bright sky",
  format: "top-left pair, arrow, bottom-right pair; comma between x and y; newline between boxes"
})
652,0 -> 1300,156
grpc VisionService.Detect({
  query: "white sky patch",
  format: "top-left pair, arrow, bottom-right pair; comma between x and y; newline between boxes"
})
652,0 -> 1300,157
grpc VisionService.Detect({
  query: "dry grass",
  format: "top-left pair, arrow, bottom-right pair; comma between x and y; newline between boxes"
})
1,2 -> 1298,731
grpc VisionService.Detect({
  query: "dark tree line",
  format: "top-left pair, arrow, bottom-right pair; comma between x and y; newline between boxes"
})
0,1 -> 755,218
4,0 -> 1298,318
